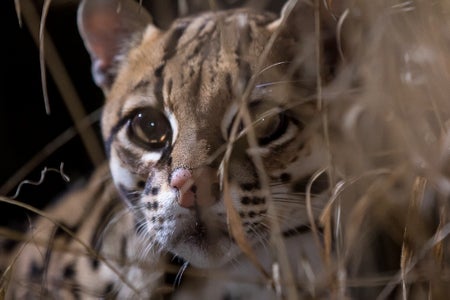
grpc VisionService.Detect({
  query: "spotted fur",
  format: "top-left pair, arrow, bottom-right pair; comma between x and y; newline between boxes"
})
4,0 -> 336,298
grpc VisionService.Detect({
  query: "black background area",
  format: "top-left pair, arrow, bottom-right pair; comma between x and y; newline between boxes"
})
0,0 -> 103,230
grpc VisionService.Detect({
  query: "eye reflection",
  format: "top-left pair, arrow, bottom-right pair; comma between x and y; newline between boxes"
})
127,108 -> 172,150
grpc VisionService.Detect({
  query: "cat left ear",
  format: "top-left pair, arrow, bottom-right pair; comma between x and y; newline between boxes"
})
267,0 -> 343,82
267,0 -> 342,35
77,0 -> 155,91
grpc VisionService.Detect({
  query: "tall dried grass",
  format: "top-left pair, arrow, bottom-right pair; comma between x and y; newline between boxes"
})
1,0 -> 450,299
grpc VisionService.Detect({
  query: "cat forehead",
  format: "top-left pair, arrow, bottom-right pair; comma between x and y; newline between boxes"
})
103,10 -> 280,128
125,9 -> 277,90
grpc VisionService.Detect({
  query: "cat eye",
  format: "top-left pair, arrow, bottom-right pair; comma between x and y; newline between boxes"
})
127,108 -> 172,150
228,102 -> 290,145
245,101 -> 290,145
253,111 -> 288,145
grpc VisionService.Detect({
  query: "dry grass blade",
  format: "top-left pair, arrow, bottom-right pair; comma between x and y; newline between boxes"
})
315,0 -> 335,191
0,240 -> 28,297
306,167 -> 327,256
400,176 -> 427,300
433,201 -> 448,271
39,0 -> 51,115
314,0 -> 324,113
336,8 -> 349,62
14,0 -> 22,27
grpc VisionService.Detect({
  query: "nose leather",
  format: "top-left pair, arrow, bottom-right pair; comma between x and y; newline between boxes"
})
170,168 -> 195,208
170,167 -> 218,208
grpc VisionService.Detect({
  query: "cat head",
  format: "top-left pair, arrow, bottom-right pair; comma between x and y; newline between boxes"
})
78,0 -> 339,267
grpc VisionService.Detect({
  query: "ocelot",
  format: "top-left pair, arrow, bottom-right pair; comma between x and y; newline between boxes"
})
3,0 -> 340,299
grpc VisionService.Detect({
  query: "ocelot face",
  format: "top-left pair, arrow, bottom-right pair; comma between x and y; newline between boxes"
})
79,0 -> 331,267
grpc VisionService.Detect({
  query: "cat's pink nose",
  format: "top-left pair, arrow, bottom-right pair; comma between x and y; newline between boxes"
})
170,168 -> 195,208
170,167 -> 218,209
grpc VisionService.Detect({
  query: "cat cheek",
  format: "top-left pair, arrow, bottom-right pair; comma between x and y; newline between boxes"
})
109,160 -> 136,191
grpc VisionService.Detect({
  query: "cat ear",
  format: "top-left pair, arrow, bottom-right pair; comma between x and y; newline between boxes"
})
267,0 -> 342,35
77,0 -> 155,91
267,0 -> 343,81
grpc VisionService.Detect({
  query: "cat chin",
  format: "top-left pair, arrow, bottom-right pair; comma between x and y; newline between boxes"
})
171,242 -> 241,268
168,232 -> 241,268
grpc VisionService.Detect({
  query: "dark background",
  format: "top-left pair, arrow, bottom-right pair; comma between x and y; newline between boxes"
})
0,0 -> 283,230
1,0 -> 103,230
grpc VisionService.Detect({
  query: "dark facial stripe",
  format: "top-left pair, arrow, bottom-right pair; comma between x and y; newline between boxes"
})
155,143 -> 173,169
131,79 -> 151,94
104,117 -> 130,158
192,63 -> 204,98
162,22 -> 189,62
153,23 -> 188,107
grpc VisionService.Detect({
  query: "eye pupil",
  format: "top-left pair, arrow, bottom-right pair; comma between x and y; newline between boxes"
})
128,108 -> 172,150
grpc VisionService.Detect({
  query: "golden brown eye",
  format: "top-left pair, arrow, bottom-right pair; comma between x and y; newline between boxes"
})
127,108 -> 172,150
